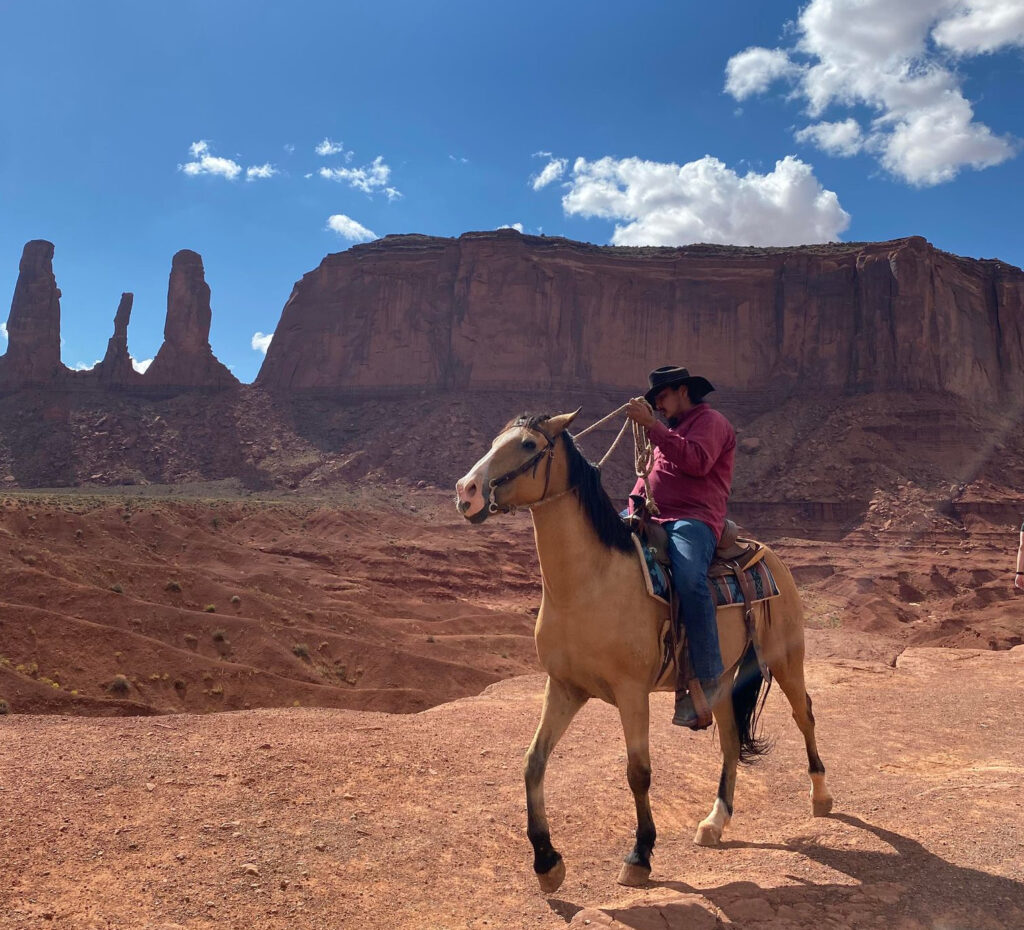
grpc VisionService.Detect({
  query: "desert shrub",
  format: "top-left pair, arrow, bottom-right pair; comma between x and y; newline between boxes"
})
425,635 -> 436,643
165,580 -> 182,593
212,629 -> 227,643
0,699 -> 9,714
210,684 -> 224,696
109,674 -> 130,694
292,643 -> 310,660
110,583 -> 124,594
204,604 -> 217,613
230,595 -> 241,605
184,633 -> 198,648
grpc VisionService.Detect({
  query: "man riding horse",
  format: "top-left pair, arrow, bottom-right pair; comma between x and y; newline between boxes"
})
625,365 -> 736,730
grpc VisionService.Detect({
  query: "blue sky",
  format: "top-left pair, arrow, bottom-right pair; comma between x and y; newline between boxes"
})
2,0 -> 1023,382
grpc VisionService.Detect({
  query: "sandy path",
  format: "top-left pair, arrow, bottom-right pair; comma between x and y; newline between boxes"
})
2,645 -> 1022,929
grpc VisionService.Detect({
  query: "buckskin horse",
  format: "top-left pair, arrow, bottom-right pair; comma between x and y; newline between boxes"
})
455,409 -> 833,892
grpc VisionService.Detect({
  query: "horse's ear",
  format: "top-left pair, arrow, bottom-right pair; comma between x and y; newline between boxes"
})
546,408 -> 582,435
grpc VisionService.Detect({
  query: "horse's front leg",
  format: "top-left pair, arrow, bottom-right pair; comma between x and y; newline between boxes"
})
525,676 -> 587,894
615,688 -> 656,887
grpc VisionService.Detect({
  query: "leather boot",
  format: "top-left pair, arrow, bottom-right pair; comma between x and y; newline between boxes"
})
672,677 -> 719,730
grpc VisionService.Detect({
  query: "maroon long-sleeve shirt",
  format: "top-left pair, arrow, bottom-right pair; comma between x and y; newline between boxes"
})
629,403 -> 736,540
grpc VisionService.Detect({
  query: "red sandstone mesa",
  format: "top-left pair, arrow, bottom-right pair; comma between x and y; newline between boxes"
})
95,292 -> 143,386
256,229 -> 1024,401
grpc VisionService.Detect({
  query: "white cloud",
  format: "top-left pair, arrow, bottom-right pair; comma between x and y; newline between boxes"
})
449,154 -> 469,164
326,214 -> 378,241
724,0 -> 1018,186
179,141 -> 278,182
558,154 -> 850,247
131,356 -> 152,374
795,118 -> 865,156
933,0 -> 1024,54
531,157 -> 567,190
725,47 -> 804,100
179,140 -> 242,180
284,143 -> 295,154
251,332 -> 274,354
320,155 -> 401,199
315,137 -> 346,156
498,223 -> 524,232
246,163 -> 278,181
0,322 -> 6,342
72,360 -> 101,371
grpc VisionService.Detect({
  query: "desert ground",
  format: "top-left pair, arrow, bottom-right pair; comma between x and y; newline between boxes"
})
1,478 -> 1022,929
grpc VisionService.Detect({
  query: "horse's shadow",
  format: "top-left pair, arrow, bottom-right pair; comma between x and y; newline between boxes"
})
549,814 -> 1024,928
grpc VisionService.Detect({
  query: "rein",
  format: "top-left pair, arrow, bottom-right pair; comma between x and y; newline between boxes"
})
486,401 -> 660,516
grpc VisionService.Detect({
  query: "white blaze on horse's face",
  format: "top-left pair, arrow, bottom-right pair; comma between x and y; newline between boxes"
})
455,441 -> 503,520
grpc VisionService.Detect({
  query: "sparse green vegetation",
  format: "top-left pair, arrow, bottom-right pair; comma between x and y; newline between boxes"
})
292,643 -> 310,660
109,674 -> 130,694
165,580 -> 182,593
204,604 -> 217,613
425,635 -> 436,643
210,684 -> 224,696
184,633 -> 198,648
212,629 -> 227,642
0,698 -> 9,714
230,595 -> 241,605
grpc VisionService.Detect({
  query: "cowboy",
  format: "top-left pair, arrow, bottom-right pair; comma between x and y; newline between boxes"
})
625,365 -> 736,729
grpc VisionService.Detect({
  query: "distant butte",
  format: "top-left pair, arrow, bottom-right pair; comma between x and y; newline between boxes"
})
256,229 -> 1024,402
0,242 -> 238,394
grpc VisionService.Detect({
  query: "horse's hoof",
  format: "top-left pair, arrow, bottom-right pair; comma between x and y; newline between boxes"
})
812,797 -> 834,817
617,862 -> 651,887
537,859 -> 566,894
694,823 -> 721,847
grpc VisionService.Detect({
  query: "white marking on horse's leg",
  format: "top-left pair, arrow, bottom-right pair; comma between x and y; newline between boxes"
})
810,772 -> 833,817
695,797 -> 731,847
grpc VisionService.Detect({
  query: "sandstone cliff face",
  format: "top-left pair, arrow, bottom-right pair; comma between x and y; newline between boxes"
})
0,240 -> 67,385
143,250 -> 238,390
255,230 -> 1024,403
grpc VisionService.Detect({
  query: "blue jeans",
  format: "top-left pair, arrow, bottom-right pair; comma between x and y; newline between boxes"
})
664,519 -> 724,681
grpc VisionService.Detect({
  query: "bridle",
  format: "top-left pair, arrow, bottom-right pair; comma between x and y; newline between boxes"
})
486,422 -> 561,514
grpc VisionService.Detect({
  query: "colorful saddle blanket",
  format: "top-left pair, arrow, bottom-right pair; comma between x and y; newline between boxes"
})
636,537 -> 780,606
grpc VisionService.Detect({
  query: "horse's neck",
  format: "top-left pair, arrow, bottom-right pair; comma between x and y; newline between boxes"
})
530,493 -> 617,604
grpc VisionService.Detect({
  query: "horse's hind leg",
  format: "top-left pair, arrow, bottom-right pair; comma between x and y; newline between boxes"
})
525,676 -> 587,894
772,654 -> 833,816
615,688 -> 656,886
696,685 -> 740,846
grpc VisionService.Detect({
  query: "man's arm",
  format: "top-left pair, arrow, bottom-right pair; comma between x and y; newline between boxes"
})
647,414 -> 731,477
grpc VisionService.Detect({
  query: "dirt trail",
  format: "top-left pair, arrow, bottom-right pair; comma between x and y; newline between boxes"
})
2,645 -> 1021,929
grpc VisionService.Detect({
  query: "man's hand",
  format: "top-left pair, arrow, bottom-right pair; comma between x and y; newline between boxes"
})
1015,573 -> 1024,591
626,396 -> 656,429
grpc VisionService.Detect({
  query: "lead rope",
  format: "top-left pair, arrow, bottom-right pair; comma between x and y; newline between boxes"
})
572,401 -> 660,516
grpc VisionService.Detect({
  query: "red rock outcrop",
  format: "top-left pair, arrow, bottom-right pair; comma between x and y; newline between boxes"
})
0,240 -> 67,386
143,250 -> 238,390
94,292 -> 143,386
256,230 -> 1024,403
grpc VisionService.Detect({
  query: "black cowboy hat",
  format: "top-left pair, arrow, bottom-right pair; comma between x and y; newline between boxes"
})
643,365 -> 715,405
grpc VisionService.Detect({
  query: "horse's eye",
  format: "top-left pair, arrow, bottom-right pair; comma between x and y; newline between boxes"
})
522,439 -> 537,451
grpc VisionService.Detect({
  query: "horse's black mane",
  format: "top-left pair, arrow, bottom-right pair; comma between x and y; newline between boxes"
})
508,413 -> 635,553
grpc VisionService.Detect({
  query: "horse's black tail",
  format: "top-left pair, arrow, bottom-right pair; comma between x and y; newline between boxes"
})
732,642 -> 772,765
